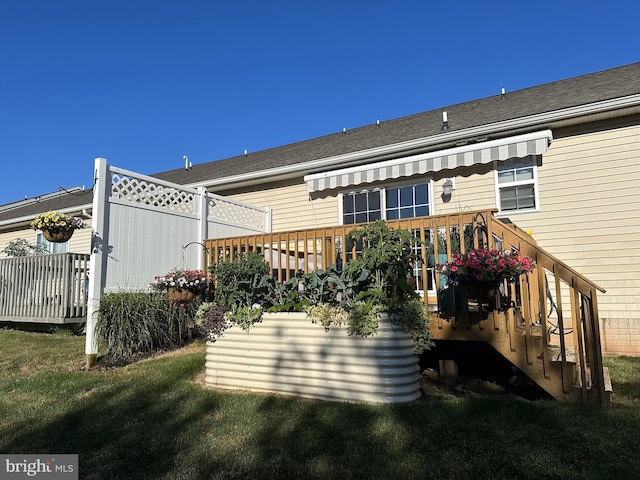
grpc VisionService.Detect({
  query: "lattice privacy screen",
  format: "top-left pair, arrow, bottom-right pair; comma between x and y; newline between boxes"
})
111,173 -> 196,214
208,197 -> 265,230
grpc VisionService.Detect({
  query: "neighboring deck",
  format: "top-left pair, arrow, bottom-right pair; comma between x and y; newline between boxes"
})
0,253 -> 89,325
202,209 -> 611,406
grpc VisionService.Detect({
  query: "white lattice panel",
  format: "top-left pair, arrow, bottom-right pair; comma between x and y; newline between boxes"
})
208,197 -> 265,230
111,173 -> 196,214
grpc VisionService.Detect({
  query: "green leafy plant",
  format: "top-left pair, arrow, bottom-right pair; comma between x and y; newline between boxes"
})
2,238 -> 48,257
225,304 -> 263,331
345,300 -> 384,337
209,251 -> 271,308
304,303 -> 350,330
204,222 -> 433,352
391,297 -> 434,354
260,273 -> 307,312
345,220 -> 420,310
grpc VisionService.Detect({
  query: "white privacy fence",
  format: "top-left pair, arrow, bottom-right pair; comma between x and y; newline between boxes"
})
85,158 -> 270,359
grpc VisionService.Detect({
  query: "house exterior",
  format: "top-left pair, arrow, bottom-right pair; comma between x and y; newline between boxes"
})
1,63 -> 638,356
152,62 -> 640,356
0,188 -> 93,257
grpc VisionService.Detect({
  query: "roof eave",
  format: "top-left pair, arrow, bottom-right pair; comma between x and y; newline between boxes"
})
187,94 -> 640,192
0,203 -> 93,230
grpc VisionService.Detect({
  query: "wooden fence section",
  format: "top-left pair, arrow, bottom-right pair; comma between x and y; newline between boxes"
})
0,253 -> 90,324
202,209 -> 610,405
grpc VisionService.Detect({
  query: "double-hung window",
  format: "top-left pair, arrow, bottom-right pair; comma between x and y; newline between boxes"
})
496,159 -> 539,213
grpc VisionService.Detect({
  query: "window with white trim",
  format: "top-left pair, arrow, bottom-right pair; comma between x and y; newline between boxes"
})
341,182 -> 431,225
36,233 -> 69,254
385,183 -> 430,220
340,182 -> 433,293
496,158 -> 539,212
342,190 -> 382,225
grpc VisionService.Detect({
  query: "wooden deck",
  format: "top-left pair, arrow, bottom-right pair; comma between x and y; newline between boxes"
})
202,209 -> 611,406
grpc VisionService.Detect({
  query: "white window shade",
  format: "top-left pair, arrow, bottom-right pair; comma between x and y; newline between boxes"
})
305,130 -> 552,193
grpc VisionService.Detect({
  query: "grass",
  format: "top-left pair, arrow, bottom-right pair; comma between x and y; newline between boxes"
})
1,329 -> 639,479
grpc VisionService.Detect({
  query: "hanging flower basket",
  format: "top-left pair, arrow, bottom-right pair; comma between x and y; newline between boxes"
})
31,211 -> 86,243
43,229 -> 74,243
167,288 -> 196,303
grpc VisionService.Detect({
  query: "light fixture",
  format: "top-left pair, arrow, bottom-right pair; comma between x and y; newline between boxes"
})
442,178 -> 454,196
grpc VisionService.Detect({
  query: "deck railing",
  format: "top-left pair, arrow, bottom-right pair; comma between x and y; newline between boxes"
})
0,253 -> 90,324
202,209 -> 608,405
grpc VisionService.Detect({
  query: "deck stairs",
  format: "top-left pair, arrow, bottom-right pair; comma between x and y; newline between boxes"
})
430,299 -> 612,404
429,212 -> 612,406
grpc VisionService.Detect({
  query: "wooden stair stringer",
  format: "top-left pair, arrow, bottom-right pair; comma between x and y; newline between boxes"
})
430,318 -> 578,402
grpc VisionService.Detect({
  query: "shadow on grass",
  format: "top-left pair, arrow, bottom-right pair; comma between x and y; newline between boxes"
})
3,353 -> 640,480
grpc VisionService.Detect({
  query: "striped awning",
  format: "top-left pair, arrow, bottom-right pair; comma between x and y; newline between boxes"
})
305,130 -> 553,193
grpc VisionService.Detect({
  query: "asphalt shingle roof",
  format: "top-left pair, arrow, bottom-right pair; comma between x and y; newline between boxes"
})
152,62 -> 640,186
0,190 -> 93,223
2,62 -> 639,225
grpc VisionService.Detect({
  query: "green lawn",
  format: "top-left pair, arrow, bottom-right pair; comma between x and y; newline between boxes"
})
1,329 -> 639,480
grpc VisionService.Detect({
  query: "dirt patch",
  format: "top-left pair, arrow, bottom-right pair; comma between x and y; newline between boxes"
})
71,341 -> 204,372
420,368 -> 512,400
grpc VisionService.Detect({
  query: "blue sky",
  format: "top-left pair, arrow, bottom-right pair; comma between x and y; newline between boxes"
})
1,0 -> 638,206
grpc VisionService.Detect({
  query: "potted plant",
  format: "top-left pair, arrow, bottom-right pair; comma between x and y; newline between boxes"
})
30,210 -> 86,243
437,248 -> 536,302
150,268 -> 210,304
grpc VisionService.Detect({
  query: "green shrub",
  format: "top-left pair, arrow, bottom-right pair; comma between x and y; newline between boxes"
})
345,220 -> 420,309
209,251 -> 271,307
96,291 -> 200,359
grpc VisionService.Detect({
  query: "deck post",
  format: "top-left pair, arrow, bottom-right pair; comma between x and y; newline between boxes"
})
439,358 -> 459,386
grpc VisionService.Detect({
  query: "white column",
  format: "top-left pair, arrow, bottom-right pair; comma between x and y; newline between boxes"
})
85,157 -> 109,367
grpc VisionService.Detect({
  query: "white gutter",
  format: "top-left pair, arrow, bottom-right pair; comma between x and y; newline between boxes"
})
187,94 -> 640,190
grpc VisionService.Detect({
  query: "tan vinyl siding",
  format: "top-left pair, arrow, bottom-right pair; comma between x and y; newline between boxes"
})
498,123 -> 640,355
0,222 -> 92,258
0,228 -> 38,258
432,166 -> 497,216
227,181 -> 338,232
